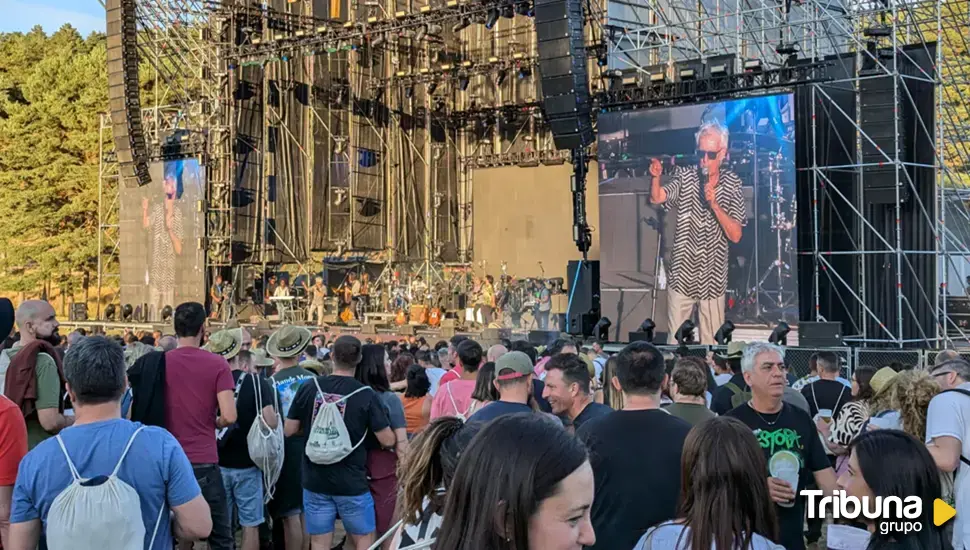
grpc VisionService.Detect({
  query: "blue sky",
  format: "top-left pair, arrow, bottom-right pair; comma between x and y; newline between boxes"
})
0,0 -> 104,36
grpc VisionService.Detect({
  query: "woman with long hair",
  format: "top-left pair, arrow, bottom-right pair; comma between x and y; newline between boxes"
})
400,364 -> 432,437
817,366 -> 878,472
357,343 -> 410,541
634,416 -> 781,549
390,417 -> 467,549
392,352 -> 415,384
870,370 -> 940,441
434,414 -> 595,550
469,361 -> 499,415
840,430 -> 949,550
601,356 -> 623,410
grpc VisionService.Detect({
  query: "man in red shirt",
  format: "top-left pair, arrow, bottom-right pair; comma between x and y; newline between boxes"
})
436,335 -> 469,388
166,302 -> 237,550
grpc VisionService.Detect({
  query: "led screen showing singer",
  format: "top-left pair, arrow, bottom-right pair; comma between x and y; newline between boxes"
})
597,94 -> 797,342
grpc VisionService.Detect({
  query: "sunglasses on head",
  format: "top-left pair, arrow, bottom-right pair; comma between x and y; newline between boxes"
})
697,150 -> 720,160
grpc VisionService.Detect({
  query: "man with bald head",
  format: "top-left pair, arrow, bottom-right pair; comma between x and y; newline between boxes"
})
4,300 -> 72,448
486,344 -> 508,363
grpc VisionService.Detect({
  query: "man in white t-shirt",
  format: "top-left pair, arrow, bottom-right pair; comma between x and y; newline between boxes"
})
926,358 -> 970,550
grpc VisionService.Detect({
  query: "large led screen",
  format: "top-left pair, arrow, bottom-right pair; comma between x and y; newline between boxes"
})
598,94 -> 797,343
119,159 -> 206,320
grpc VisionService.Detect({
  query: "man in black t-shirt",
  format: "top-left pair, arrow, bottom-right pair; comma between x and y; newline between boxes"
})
542,354 -> 612,433
577,342 -> 690,550
283,335 -> 395,550
726,342 -> 838,550
800,351 -> 849,420
215,343 -> 277,550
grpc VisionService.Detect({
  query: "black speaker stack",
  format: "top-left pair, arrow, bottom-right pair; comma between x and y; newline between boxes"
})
859,75 -> 910,204
106,0 -> 151,188
565,260 -> 600,336
534,0 -> 593,151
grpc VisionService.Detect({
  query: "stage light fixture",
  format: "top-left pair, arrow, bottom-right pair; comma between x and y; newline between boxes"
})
714,320 -> 736,345
743,59 -> 763,73
501,4 -> 515,18
453,17 -> 471,32
496,68 -> 508,85
458,73 -> 470,91
710,64 -> 728,76
427,23 -> 441,35
517,66 -> 531,79
514,0 -> 534,16
769,322 -> 791,346
597,52 -> 609,67
593,317 -> 612,342
649,72 -> 665,83
776,42 -> 799,56
405,85 -> 414,98
161,305 -> 173,322
639,318 -> 656,342
428,80 -> 439,94
675,320 -> 697,345
104,303 -> 117,321
485,8 -> 500,29
679,68 -> 696,80
121,304 -> 134,322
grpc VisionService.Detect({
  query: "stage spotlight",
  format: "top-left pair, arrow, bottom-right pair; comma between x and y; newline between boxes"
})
593,317 -> 612,342
597,52 -> 608,67
675,319 -> 697,345
743,59 -> 763,73
453,17 -> 471,32
714,320 -> 736,345
501,4 -> 515,18
769,322 -> 791,346
639,318 -> 656,342
121,304 -> 134,322
104,303 -> 117,321
517,66 -> 531,79
427,23 -> 442,35
496,68 -> 508,85
485,8 -> 500,29
679,68 -> 696,80
161,305 -> 173,322
710,64 -> 728,76
458,73 -> 470,91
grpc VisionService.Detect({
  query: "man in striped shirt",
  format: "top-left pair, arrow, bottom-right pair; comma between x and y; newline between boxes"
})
650,120 -> 745,344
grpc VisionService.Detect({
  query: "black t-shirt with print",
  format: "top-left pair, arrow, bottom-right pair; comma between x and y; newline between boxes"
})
726,402 -> 831,550
218,371 -> 277,469
800,379 -> 850,419
286,374 -> 390,496
577,409 -> 691,550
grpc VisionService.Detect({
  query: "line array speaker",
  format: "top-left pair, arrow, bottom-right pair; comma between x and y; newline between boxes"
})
534,0 -> 593,151
859,75 -> 910,204
106,0 -> 151,188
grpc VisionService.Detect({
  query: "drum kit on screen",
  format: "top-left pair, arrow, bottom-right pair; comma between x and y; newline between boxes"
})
726,129 -> 798,323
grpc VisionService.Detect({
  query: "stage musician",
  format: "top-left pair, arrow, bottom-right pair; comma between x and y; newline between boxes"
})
650,120 -> 745,344
411,275 -> 429,307
274,278 -> 292,298
306,276 -> 327,325
209,275 -> 225,319
353,272 -> 370,321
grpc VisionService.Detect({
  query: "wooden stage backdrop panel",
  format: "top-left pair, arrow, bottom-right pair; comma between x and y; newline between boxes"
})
471,164 -> 600,280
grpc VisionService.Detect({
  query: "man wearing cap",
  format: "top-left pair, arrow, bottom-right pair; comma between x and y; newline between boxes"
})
284,335 -> 395,550
266,326 -> 317,550
926,358 -> 970,550
466,351 -> 538,424
166,302 -> 237,550
211,332 -> 278,550
709,341 -> 749,415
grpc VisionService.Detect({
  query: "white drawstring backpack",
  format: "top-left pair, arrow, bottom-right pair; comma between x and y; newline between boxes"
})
46,426 -> 166,550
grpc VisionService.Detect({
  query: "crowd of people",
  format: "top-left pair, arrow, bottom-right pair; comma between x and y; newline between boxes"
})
0,296 -> 966,550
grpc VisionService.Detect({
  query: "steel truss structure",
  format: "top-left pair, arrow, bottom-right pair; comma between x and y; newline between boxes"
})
114,0 -> 970,345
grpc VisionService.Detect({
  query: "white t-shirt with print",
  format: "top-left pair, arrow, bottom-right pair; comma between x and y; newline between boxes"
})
926,381 -> 970,550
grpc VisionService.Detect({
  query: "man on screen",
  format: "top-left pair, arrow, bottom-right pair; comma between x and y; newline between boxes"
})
649,121 -> 744,344
143,162 -> 185,316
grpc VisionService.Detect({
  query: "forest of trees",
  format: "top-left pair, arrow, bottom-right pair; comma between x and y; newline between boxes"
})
0,25 -> 108,305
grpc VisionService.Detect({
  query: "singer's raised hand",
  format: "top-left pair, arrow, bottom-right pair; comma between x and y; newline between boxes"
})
649,158 -> 663,178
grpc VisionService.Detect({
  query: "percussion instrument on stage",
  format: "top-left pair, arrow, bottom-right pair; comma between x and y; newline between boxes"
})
410,304 -> 428,325
340,307 -> 354,324
395,309 -> 407,325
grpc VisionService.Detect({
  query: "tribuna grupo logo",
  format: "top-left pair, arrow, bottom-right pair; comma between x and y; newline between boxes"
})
801,490 -> 924,535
